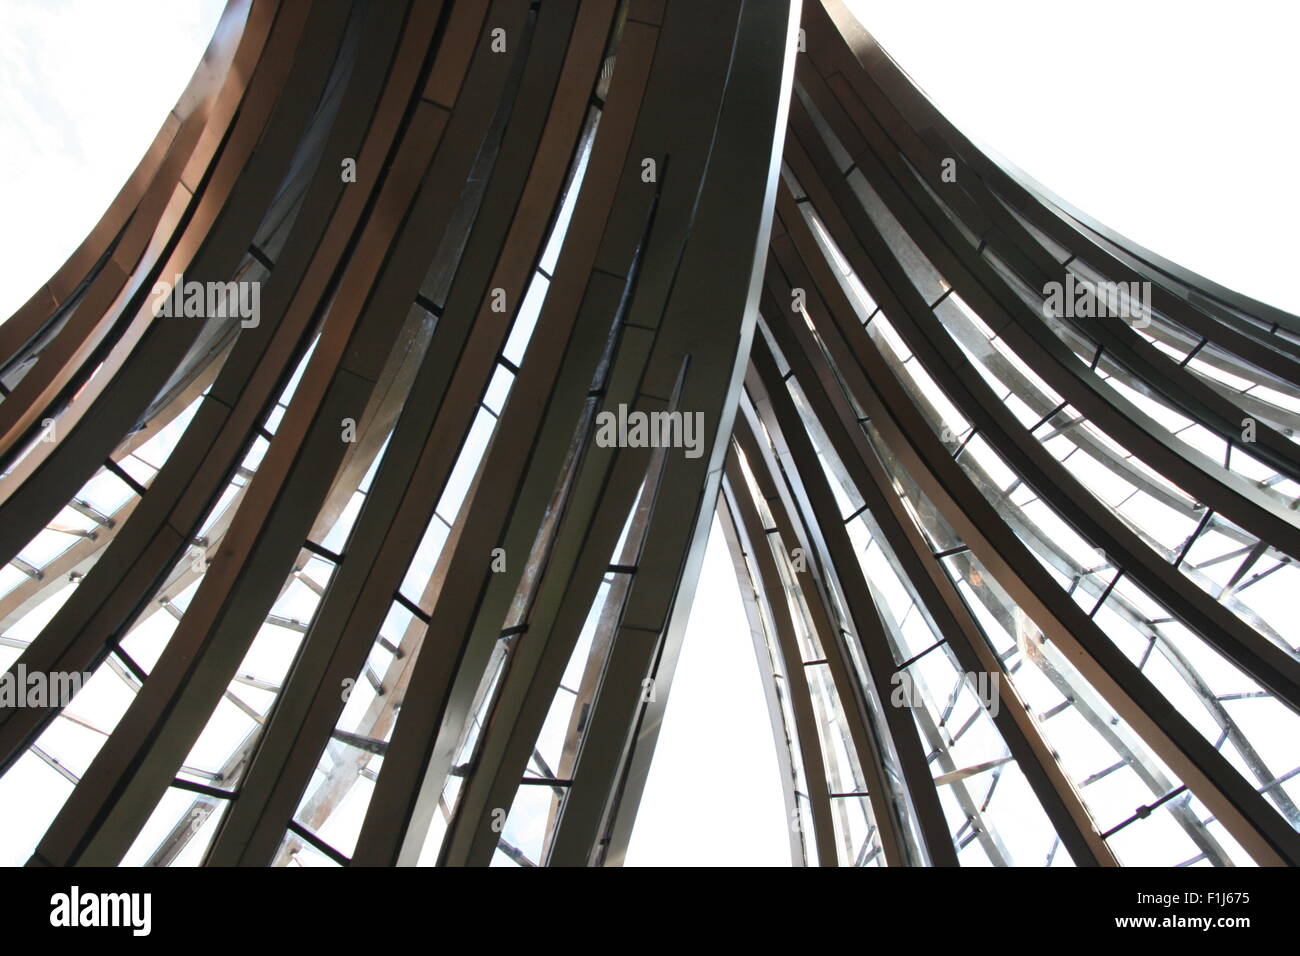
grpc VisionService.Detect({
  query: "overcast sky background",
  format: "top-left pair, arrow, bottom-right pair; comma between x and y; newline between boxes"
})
0,1 -> 1295,867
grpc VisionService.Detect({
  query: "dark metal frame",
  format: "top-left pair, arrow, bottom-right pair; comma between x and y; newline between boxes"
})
0,0 -> 1294,867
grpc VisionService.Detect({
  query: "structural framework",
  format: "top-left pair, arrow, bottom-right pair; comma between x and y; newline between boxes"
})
0,0 -> 1296,867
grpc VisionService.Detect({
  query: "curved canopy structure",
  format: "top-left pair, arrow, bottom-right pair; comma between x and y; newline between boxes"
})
0,0 -> 1296,868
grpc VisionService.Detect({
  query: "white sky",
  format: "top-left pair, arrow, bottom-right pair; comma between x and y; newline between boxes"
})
0,1 -> 1294,867
624,515 -> 789,866
0,0 -> 226,320
843,0 -> 1300,315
